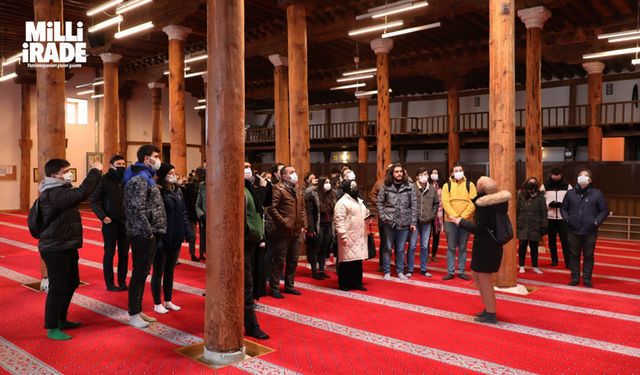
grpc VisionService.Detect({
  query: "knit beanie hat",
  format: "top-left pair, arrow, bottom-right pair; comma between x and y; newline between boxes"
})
476,176 -> 498,194
156,162 -> 175,182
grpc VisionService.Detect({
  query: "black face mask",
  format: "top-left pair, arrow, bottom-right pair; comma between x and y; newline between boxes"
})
113,166 -> 126,180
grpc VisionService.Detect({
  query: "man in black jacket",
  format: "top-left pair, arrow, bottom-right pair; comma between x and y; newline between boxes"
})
38,158 -> 102,340
90,155 -> 129,292
561,169 -> 609,288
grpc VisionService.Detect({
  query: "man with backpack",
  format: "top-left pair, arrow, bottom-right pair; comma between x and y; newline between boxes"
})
441,163 -> 477,280
35,158 -> 102,340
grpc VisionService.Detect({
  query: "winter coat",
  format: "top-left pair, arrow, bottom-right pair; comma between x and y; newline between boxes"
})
123,163 -> 167,238
441,177 -> 477,222
267,182 -> 307,236
376,182 -> 417,229
561,184 -> 609,235
412,182 -> 439,224
38,169 -> 101,253
368,179 -> 384,217
542,179 -> 572,220
516,192 -> 548,241
195,181 -> 206,219
160,184 -> 195,250
182,181 -> 199,222
459,190 -> 511,273
334,194 -> 370,263
90,168 -> 126,223
304,186 -> 336,234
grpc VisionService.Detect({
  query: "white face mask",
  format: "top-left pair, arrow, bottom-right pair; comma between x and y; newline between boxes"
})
289,172 -> 298,185
149,157 -> 161,171
418,175 -> 429,185
345,171 -> 356,181
430,174 -> 438,182
166,175 -> 178,183
244,168 -> 252,180
577,175 -> 590,187
454,171 -> 464,181
62,171 -> 74,183
323,182 -> 332,192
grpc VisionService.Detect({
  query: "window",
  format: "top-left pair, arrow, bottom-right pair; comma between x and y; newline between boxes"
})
66,98 -> 88,125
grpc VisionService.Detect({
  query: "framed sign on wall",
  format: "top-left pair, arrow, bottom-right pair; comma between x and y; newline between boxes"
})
86,152 -> 104,174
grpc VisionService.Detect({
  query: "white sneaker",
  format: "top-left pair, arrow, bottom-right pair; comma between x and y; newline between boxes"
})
405,273 -> 413,278
40,278 -> 49,292
383,273 -> 391,280
164,301 -> 181,311
423,272 -> 433,277
519,266 -> 525,274
532,267 -> 543,274
154,304 -> 169,314
129,314 -> 149,328
140,312 -> 157,322
398,273 -> 408,280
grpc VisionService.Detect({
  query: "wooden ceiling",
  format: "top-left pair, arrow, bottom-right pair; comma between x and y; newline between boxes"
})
1,0 -> 639,109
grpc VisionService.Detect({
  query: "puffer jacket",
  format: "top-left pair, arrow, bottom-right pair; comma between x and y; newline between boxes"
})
516,191 -> 548,241
123,163 -> 167,238
413,182 -> 439,224
160,184 -> 195,249
441,177 -> 477,222
561,184 -> 609,235
376,182 -> 417,229
267,182 -> 307,236
334,194 -> 369,262
38,169 -> 101,253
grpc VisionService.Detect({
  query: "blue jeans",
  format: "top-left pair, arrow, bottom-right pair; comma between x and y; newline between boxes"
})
382,224 -> 410,275
408,222 -> 432,273
445,221 -> 470,275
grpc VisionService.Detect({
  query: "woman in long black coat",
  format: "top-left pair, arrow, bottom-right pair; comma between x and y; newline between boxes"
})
453,176 -> 511,324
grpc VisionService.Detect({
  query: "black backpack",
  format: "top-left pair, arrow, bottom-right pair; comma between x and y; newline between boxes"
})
27,198 -> 44,238
487,211 -> 514,245
447,180 -> 471,194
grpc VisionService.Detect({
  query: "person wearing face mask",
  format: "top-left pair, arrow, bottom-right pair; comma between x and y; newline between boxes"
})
334,179 -> 370,291
303,172 -> 318,191
428,169 -> 444,263
406,168 -> 439,277
90,155 -> 130,292
441,163 -> 477,281
542,167 -> 572,268
336,169 -> 357,199
267,166 -> 308,298
123,144 -> 168,328
194,167 -> 207,261
561,169 -> 609,288
516,177 -> 548,274
304,176 -> 337,280
37,158 -> 103,340
182,167 -> 203,262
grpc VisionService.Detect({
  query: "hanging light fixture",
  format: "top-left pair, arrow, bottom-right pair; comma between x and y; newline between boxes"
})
194,105 -> 206,110
587,0 -> 640,64
2,52 -> 21,66
184,54 -> 207,63
185,71 -> 206,78
116,0 -> 153,15
164,67 -> 191,75
348,20 -> 404,36
91,94 -> 105,99
336,74 -> 375,83
356,0 -> 413,19
115,21 -> 154,39
583,46 -> 640,59
87,0 -> 124,16
371,1 -> 429,19
88,16 -> 123,33
198,99 -> 206,103
0,72 -> 17,82
77,89 -> 95,96
342,67 -> 377,76
382,22 -> 440,38
355,88 -> 392,97
330,83 -> 367,91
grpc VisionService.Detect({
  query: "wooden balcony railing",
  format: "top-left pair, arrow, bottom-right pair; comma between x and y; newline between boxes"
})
245,127 -> 274,143
601,100 -> 640,126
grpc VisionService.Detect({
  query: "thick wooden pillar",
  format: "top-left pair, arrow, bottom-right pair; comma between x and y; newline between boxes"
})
490,0 -> 517,288
101,53 -> 121,166
583,62 -> 605,161
287,4 -> 310,176
519,6 -> 551,183
371,38 -> 393,180
446,79 -> 463,172
118,97 -> 127,155
19,84 -> 32,211
203,0 -> 245,365
269,54 -> 290,164
148,82 -> 164,152
358,95 -> 370,163
163,25 -> 191,175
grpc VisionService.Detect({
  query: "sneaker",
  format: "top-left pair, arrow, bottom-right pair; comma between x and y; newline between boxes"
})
129,314 -> 149,328
140,312 -> 157,322
154,304 -> 169,314
568,279 -> 579,286
405,273 -> 413,278
420,271 -> 432,277
458,273 -> 471,281
319,272 -> 331,279
47,328 -> 71,340
398,273 -> 408,280
355,285 -> 368,291
519,266 -> 525,274
532,267 -> 543,274
442,274 -> 454,281
164,301 -> 181,311
383,273 -> 391,281
475,309 -> 488,318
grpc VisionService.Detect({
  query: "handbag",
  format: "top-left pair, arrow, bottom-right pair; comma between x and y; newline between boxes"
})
367,222 -> 376,259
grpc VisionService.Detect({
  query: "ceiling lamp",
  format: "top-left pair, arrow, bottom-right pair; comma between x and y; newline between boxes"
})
164,67 -> 191,75
371,1 -> 428,19
116,0 -> 152,15
336,74 -> 374,83
598,29 -> 640,40
87,0 -> 124,16
608,34 -> 640,43
2,52 -> 21,66
583,46 -> 640,59
194,105 -> 206,110
185,71 -> 206,78
348,20 -> 403,36
198,99 -> 206,103
633,58 -> 640,65
342,67 -> 377,76
88,16 -> 123,33
382,22 -> 440,38
0,72 -> 17,82
77,89 -> 95,95
355,88 -> 392,97
115,21 -> 154,39
356,0 -> 411,19
330,83 -> 366,91
91,94 -> 105,99
185,54 -> 207,64
92,80 -> 105,86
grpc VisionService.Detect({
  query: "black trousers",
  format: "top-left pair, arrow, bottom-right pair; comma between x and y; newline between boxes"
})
128,235 -> 157,315
151,245 -> 181,304
269,234 -> 300,293
518,240 -> 540,267
188,220 -> 197,257
199,217 -> 206,256
308,224 -> 332,273
548,219 -> 570,266
102,220 -> 130,288
338,260 -> 363,290
245,240 -> 258,306
568,232 -> 598,282
431,222 -> 441,258
378,218 -> 386,268
41,249 -> 79,329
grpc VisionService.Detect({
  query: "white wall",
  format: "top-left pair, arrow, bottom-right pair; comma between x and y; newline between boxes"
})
0,82 -> 24,210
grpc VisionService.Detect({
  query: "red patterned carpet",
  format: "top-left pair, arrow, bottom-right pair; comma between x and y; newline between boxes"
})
0,210 -> 639,374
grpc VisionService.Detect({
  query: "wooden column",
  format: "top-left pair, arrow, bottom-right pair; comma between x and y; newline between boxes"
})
101,53 -> 121,166
19,84 -> 32,211
446,79 -> 463,172
583,61 -> 605,161
490,0 -> 517,288
269,54 -> 290,164
371,38 -> 393,180
287,4 -> 310,177
35,0 -> 66,182
519,6 -> 551,183
357,95 -> 370,163
148,82 -> 164,152
203,0 -> 245,365
118,97 -> 127,156
163,25 -> 191,175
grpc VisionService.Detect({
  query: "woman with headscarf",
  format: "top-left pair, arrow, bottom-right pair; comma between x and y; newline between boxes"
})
516,177 -> 548,274
304,176 -> 336,280
334,179 -> 370,291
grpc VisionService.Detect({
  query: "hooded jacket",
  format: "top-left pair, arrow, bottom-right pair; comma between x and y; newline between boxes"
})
90,168 -> 126,222
123,162 -> 167,238
376,181 -> 417,229
441,177 -> 477,222
412,181 -> 439,224
37,169 -> 101,253
561,184 -> 609,235
160,184 -> 195,249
